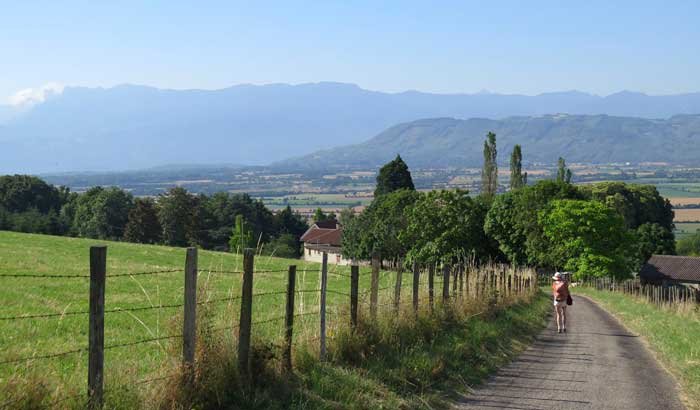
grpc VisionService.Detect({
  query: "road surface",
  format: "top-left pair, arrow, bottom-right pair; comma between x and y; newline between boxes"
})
454,295 -> 685,410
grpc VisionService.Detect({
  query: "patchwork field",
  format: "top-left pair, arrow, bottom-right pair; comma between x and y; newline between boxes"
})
674,209 -> 700,222
0,231 -> 405,401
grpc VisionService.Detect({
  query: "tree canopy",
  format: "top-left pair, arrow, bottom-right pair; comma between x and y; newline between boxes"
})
374,155 -> 415,197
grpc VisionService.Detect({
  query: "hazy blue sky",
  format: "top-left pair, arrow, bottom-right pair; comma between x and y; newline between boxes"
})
2,1 -> 700,103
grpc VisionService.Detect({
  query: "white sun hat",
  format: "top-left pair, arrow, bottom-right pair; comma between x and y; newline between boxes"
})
552,272 -> 562,280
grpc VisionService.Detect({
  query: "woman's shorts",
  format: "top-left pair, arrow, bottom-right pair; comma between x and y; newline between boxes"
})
553,299 -> 566,307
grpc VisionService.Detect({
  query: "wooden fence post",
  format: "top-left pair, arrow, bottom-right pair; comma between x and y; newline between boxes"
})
183,247 -> 198,380
394,260 -> 403,311
370,251 -> 380,320
88,246 -> 106,409
442,264 -> 450,302
458,264 -> 464,298
412,261 -> 419,313
238,248 -> 255,379
283,265 -> 296,371
320,252 -> 328,361
428,263 -> 435,311
350,265 -> 359,330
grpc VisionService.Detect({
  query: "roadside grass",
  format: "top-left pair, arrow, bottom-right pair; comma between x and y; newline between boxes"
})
574,287 -> 700,410
149,290 -> 551,409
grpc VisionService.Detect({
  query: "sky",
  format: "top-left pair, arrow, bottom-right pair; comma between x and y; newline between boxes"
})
2,0 -> 700,104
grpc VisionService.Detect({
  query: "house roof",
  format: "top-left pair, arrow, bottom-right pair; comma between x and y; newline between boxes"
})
640,255 -> 700,283
300,219 -> 342,247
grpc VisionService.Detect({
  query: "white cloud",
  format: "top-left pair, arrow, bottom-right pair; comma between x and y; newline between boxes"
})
8,82 -> 64,106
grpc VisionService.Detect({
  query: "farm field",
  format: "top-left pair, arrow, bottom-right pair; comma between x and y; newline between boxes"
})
260,193 -> 373,211
655,182 -> 700,198
0,231 -> 406,402
674,209 -> 700,222
675,222 -> 700,239
668,197 -> 700,207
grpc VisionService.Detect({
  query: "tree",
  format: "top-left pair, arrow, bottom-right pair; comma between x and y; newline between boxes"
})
338,207 -> 355,226
484,180 -> 584,266
556,157 -> 572,184
313,208 -> 328,223
635,222 -> 676,261
273,205 -> 308,257
342,189 -> 418,262
676,230 -> 700,256
374,155 -> 415,197
158,187 -> 200,247
481,132 -> 498,197
72,186 -> 134,240
0,175 -> 64,213
124,198 -> 162,244
539,199 -> 637,279
262,233 -> 300,259
401,189 -> 492,264
509,144 -> 525,190
229,214 -> 254,253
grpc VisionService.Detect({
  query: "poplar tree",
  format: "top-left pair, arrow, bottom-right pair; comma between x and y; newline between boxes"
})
509,144 -> 524,190
557,157 -> 573,184
481,132 -> 498,197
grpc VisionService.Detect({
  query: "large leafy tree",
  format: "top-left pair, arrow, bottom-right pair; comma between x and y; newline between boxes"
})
124,198 -> 162,244
481,132 -> 498,197
485,180 -> 584,266
401,189 -> 492,264
0,175 -> 64,213
342,189 -> 418,262
374,155 -> 415,197
634,222 -> 676,261
158,187 -> 200,247
272,205 -> 308,257
539,199 -> 637,279
72,186 -> 134,240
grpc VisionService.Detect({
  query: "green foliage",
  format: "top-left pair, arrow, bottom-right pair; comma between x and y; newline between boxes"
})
123,197 -> 162,244
229,214 -> 255,253
262,233 -> 301,258
485,180 -> 584,266
509,144 -> 525,190
634,222 -> 676,261
313,207 -> 327,223
158,187 -> 200,247
676,230 -> 700,256
338,206 -> 355,226
72,186 -> 134,240
0,175 -> 65,213
342,189 -> 418,261
581,182 -> 675,231
481,132 -> 498,197
540,199 -> 637,279
401,189 -> 492,264
374,154 -> 415,197
556,157 -> 572,183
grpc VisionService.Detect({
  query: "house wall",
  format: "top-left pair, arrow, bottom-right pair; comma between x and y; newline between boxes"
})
302,246 -> 351,266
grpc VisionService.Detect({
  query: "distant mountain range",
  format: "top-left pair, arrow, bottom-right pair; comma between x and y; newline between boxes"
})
2,82 -> 700,173
281,114 -> 700,169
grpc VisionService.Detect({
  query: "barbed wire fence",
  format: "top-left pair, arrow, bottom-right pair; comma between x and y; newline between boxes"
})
0,246 -> 537,409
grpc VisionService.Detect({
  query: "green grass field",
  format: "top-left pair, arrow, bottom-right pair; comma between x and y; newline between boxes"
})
574,288 -> 700,410
0,231 -> 406,403
675,222 -> 700,239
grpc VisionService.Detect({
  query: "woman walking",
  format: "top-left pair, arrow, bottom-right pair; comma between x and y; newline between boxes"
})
552,272 -> 570,333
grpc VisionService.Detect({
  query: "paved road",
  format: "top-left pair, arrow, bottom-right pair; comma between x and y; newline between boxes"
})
454,295 -> 685,410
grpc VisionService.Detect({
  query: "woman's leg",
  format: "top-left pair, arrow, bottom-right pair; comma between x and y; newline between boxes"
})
555,305 -> 562,331
561,306 -> 567,331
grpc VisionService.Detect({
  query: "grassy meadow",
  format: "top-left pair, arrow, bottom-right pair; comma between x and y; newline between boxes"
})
0,230 -> 407,404
574,288 -> 700,410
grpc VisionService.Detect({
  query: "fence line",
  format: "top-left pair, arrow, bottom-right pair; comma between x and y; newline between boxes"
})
580,276 -> 699,309
0,247 -> 537,408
